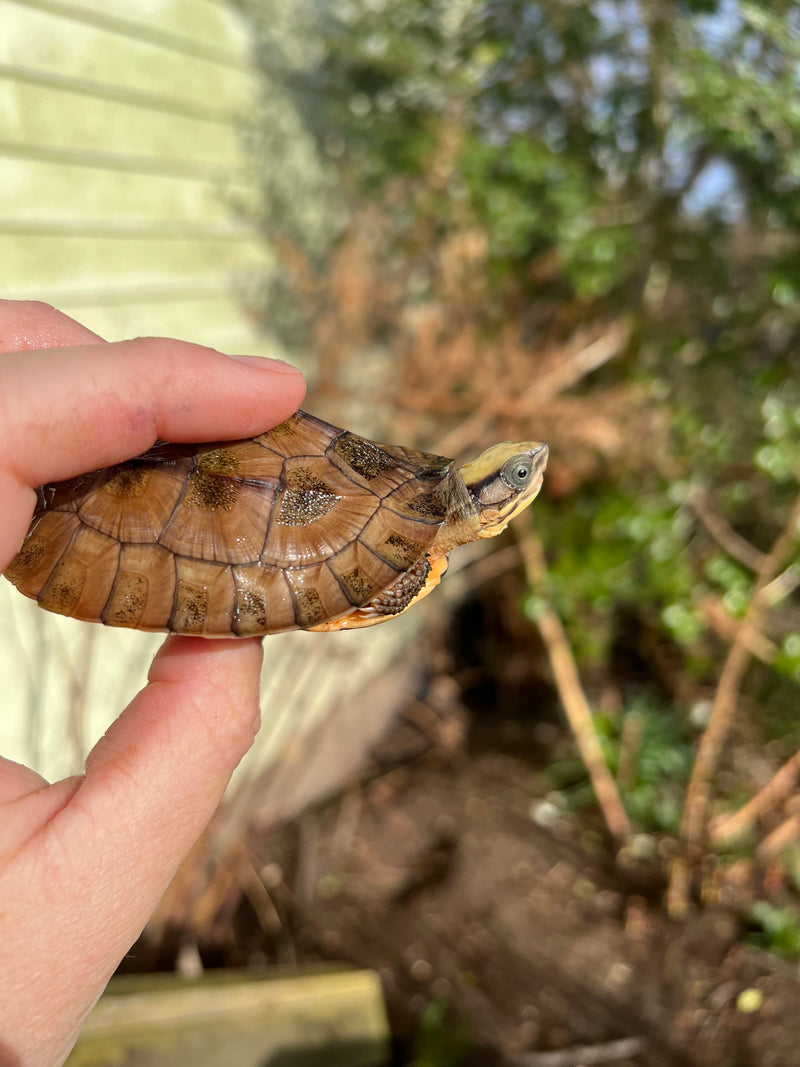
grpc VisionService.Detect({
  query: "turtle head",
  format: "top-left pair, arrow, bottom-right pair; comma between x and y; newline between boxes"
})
457,441 -> 548,538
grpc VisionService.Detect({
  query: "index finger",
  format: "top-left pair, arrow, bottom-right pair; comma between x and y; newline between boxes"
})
2,336 -> 305,481
0,304 -> 306,567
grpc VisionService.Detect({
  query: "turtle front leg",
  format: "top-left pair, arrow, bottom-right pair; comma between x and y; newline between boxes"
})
307,554 -> 449,631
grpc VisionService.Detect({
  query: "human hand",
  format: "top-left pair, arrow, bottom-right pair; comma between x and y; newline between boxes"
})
0,301 -> 306,1066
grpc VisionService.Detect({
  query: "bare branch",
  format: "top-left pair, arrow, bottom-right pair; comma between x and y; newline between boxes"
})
760,563 -> 800,607
679,494 -> 800,868
436,322 -> 629,456
699,595 -> 777,664
519,531 -> 631,841
689,487 -> 767,572
758,811 -> 800,859
710,750 -> 800,847
514,1036 -> 646,1066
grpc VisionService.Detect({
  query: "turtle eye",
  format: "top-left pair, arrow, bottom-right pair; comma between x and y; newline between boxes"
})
500,454 -> 533,490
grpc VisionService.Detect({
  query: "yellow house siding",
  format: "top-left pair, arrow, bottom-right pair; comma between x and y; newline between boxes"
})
1,1 -> 406,816
0,0 -> 275,349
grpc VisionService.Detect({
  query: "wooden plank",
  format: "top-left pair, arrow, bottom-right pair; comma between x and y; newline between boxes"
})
67,968 -> 390,1067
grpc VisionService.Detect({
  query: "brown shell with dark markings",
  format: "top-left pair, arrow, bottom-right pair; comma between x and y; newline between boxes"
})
4,411 -> 548,636
4,411 -> 450,636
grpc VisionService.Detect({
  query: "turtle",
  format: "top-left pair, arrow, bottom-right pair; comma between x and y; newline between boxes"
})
4,410 -> 548,637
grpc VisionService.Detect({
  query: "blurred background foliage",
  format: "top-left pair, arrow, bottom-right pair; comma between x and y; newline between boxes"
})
77,1 -> 798,1060
239,0 -> 799,816
4,0 -> 797,1060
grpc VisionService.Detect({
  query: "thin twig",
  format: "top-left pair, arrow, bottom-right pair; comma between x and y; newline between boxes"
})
519,531 -> 631,840
615,709 -> 644,794
515,1036 -> 646,1066
688,486 -> 767,572
436,322 -> 629,456
760,563 -> 800,607
666,857 -> 692,921
508,322 -> 632,411
699,595 -> 778,664
710,750 -> 800,847
757,811 -> 800,859
678,494 -> 800,868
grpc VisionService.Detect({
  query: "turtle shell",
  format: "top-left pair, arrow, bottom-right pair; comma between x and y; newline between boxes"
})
5,411 -> 455,637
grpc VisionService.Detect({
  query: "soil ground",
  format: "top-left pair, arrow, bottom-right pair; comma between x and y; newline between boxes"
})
257,744 -> 800,1067
128,591 -> 800,1067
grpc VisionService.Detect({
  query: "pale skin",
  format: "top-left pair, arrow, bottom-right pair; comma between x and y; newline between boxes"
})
0,301 -> 306,1066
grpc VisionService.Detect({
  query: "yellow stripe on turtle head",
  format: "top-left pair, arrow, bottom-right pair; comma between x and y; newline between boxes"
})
457,441 -> 548,538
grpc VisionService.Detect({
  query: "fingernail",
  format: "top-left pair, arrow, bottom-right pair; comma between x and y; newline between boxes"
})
228,353 -> 303,374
